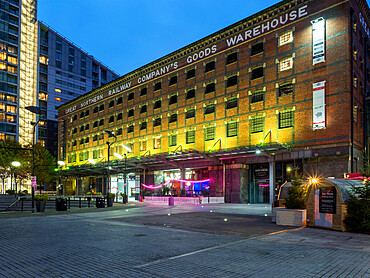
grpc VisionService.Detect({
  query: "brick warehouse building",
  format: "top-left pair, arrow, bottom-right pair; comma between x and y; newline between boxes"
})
57,0 -> 370,204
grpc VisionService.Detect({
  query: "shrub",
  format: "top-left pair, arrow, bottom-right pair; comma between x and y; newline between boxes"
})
6,189 -> 15,195
284,168 -> 307,209
107,193 -> 115,199
344,182 -> 370,233
35,193 -> 49,201
86,192 -> 92,195
95,192 -> 103,196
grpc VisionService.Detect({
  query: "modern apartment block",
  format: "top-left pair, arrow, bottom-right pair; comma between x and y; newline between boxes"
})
0,0 -> 118,158
58,0 -> 370,204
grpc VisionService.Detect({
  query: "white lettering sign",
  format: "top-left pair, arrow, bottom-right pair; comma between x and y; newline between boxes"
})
312,18 -> 325,65
137,62 -> 178,84
186,45 -> 217,64
80,94 -> 104,108
313,81 -> 326,130
108,82 -> 132,96
226,5 -> 308,48
65,105 -> 76,114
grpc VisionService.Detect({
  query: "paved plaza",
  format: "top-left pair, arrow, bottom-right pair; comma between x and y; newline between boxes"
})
0,203 -> 369,277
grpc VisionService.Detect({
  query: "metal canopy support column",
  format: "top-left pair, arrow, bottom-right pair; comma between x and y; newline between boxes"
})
269,158 -> 275,205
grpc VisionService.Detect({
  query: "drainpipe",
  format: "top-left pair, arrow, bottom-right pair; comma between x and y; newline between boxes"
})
350,8 -> 355,173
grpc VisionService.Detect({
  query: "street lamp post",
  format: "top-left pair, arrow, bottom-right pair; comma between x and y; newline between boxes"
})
122,144 -> 132,203
105,130 -> 117,206
11,161 -> 20,193
26,106 -> 42,213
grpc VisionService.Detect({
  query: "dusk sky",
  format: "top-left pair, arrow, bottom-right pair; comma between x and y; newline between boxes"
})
38,0 -> 369,76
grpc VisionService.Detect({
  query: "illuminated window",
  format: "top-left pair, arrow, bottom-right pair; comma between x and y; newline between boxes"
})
186,69 -> 195,79
127,125 -> 134,133
154,81 -> 162,91
8,46 -> 16,54
279,30 -> 293,46
8,66 -> 16,73
205,61 -> 215,73
39,56 -> 48,65
251,67 -> 264,80
169,134 -> 177,146
0,52 -> 6,61
186,108 -> 195,119
55,97 -> 61,102
169,113 -> 177,123
186,129 -> 195,144
226,52 -> 238,64
205,82 -> 215,94
79,152 -> 84,161
279,83 -> 293,97
251,91 -> 264,103
0,43 -> 6,51
251,42 -> 264,56
205,103 -> 215,114
227,121 -> 238,137
169,76 -> 177,86
279,110 -> 294,129
7,95 -> 16,103
6,105 -> 16,114
226,75 -> 238,87
279,57 -> 293,71
140,140 -> 147,151
39,93 -> 47,101
154,137 -> 161,149
250,116 -> 264,134
0,93 -> 4,101
84,151 -> 89,160
154,100 -> 161,109
140,121 -> 147,130
169,95 -> 177,105
7,55 -> 17,64
0,113 -> 5,122
93,150 -> 99,159
39,140 -> 46,147
7,115 -> 16,123
0,62 -> 6,70
153,117 -> 161,127
186,89 -> 195,99
205,126 -> 215,141
226,97 -> 238,109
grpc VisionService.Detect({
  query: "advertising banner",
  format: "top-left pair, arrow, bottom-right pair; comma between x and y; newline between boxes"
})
312,18 -> 325,65
313,81 -> 326,130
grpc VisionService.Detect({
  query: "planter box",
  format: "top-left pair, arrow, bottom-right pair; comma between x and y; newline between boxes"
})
36,201 -> 46,212
276,208 -> 307,227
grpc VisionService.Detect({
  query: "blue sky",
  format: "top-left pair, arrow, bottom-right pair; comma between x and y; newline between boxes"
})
38,0 -> 369,76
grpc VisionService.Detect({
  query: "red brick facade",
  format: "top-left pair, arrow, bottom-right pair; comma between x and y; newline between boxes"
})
58,0 -> 370,203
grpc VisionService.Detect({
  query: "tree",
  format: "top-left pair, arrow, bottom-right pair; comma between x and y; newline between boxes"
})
32,142 -> 57,184
344,161 -> 370,233
284,168 -> 307,209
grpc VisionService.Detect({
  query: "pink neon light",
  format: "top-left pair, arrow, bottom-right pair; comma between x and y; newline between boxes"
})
174,179 -> 210,183
259,184 -> 269,187
142,180 -> 172,190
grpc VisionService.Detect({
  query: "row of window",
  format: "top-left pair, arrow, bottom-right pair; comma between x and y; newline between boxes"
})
72,81 -> 293,124
69,110 -> 294,151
